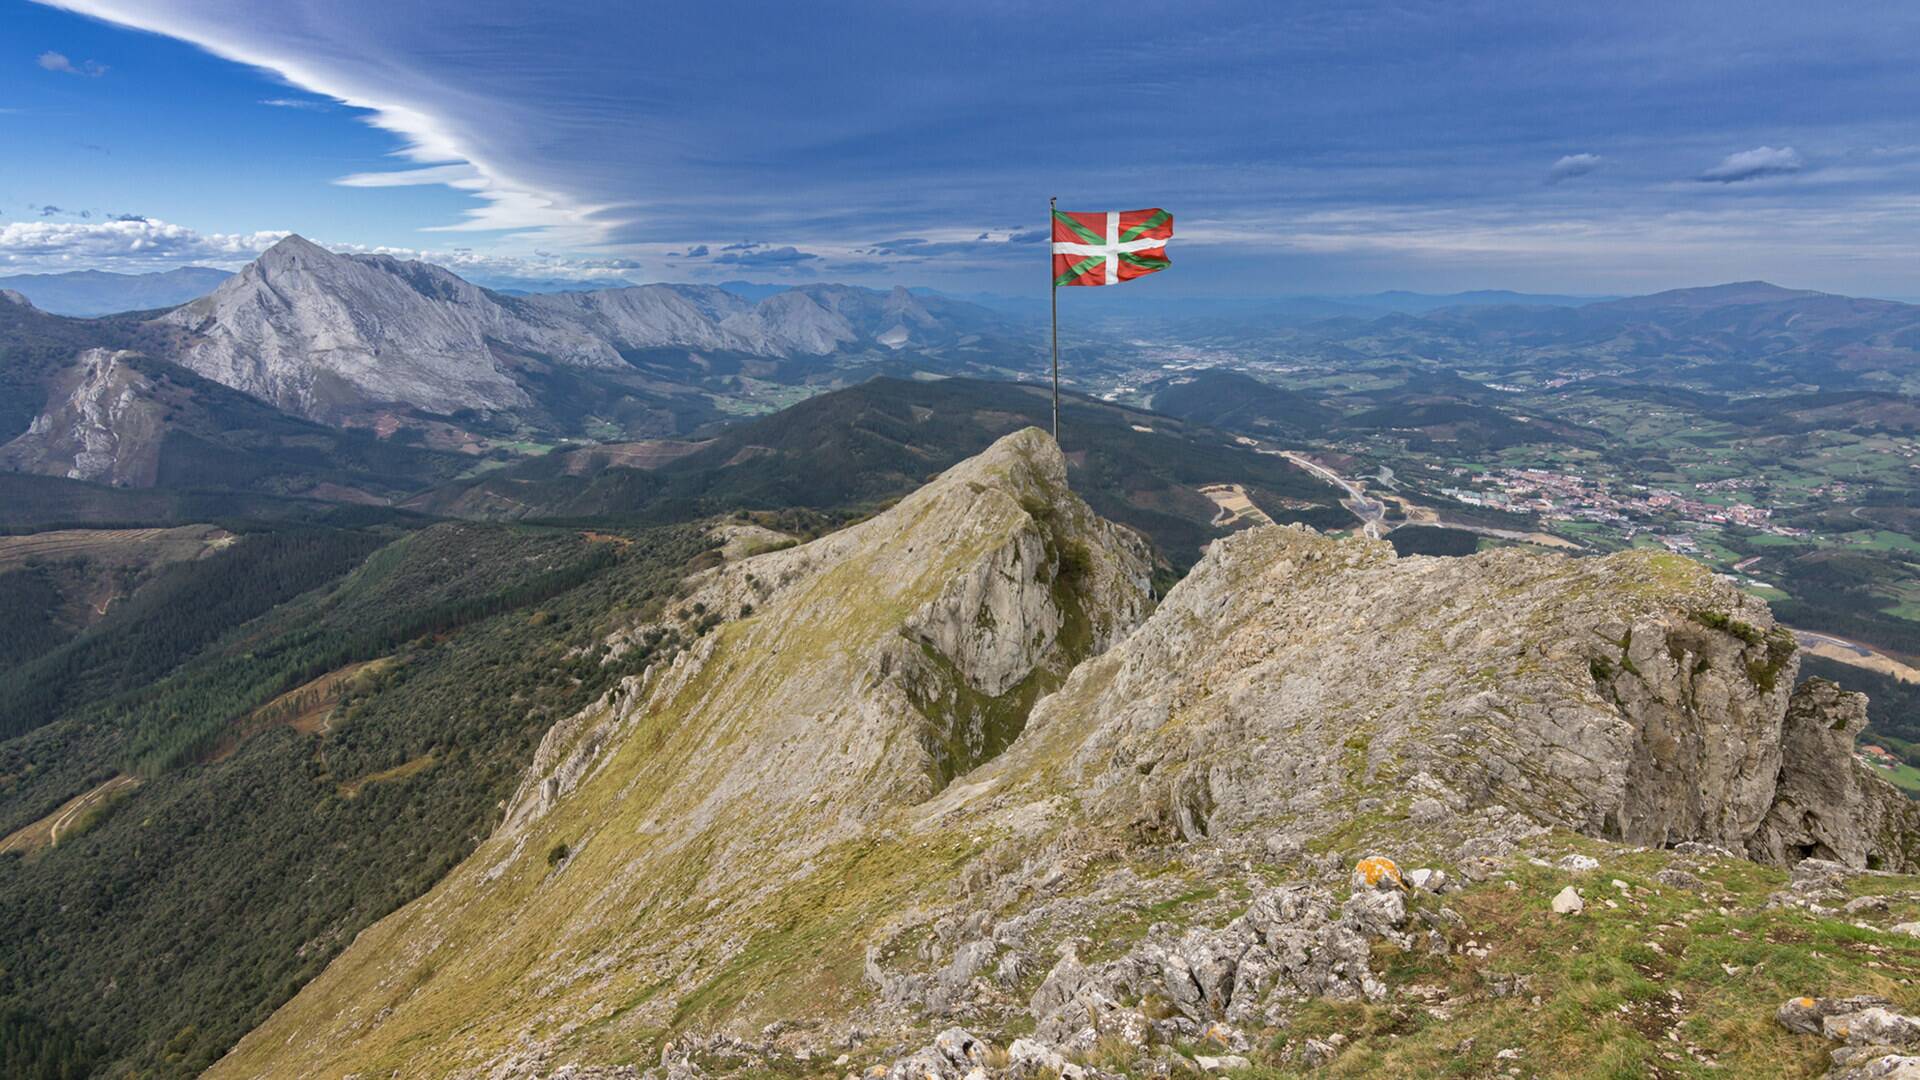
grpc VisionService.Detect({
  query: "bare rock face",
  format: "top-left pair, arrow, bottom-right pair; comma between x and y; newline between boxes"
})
0,348 -> 163,484
1009,525 -> 1907,869
1751,679 -> 1920,869
0,288 -> 36,310
157,235 -> 545,422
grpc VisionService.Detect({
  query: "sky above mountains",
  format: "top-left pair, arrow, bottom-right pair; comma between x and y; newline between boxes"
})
4,1 -> 1920,297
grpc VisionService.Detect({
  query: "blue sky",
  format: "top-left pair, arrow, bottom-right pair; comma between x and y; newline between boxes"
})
4,1 -> 1920,297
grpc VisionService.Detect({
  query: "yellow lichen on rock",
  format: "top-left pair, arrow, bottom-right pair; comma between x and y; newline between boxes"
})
1352,855 -> 1405,891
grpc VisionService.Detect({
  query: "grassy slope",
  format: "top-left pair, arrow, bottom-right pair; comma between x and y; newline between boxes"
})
205,433 -> 1109,1076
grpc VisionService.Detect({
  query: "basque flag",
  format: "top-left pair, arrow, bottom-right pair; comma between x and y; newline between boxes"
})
1051,208 -> 1173,286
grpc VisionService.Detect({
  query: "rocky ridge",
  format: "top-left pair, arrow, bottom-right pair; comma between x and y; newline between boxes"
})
206,430 -> 1920,1079
155,236 -> 999,424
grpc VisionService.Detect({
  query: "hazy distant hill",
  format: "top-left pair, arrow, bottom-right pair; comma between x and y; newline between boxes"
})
1334,288 -> 1614,313
1275,281 -> 1920,392
0,266 -> 231,317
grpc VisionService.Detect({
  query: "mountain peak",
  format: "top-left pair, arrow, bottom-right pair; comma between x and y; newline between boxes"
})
261,232 -> 326,257
248,234 -> 348,281
0,288 -> 36,311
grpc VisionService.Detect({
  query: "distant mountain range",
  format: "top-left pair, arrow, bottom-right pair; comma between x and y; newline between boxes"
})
953,287 -> 1617,325
0,267 -> 233,318
1292,280 -> 1920,391
1332,288 -> 1616,312
6,230 -> 1920,512
0,237 -> 1025,500
152,235 -> 1013,427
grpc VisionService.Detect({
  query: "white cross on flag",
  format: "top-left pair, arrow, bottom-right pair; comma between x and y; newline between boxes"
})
1051,208 -> 1173,286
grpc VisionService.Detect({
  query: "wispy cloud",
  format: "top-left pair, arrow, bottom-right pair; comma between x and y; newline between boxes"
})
37,1 -> 609,242
1546,153 -> 1603,185
335,163 -> 479,188
37,51 -> 108,77
1698,146 -> 1805,183
258,97 -> 331,110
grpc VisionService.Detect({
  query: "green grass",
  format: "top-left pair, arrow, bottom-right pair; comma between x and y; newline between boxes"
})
485,439 -> 557,455
1866,759 -> 1920,796
1239,839 -> 1920,1079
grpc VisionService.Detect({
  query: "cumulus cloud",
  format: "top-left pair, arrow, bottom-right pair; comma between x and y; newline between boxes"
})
1547,153 -> 1603,184
712,245 -> 818,267
675,244 -> 709,257
1699,145 -> 1805,183
0,217 -> 287,267
37,51 -> 108,77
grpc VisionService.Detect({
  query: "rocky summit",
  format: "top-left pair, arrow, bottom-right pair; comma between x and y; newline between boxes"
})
205,431 -> 1920,1079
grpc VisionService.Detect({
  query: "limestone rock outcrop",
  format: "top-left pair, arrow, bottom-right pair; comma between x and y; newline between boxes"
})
1751,679 -> 1920,869
1005,524 -> 1912,869
0,348 -> 163,484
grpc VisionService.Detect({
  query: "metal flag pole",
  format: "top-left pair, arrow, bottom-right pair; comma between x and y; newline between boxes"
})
1050,195 -> 1059,441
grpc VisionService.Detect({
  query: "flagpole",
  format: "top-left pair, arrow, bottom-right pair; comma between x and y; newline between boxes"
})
1050,195 -> 1059,441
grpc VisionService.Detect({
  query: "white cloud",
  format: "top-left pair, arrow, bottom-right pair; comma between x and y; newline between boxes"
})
1547,153 -> 1603,184
0,218 -> 286,268
37,51 -> 108,77
35,1 -> 609,242
0,219 -> 666,283
258,97 -> 330,110
335,163 -> 480,188
1699,145 -> 1805,183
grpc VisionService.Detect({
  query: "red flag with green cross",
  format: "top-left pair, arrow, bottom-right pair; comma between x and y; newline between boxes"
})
1051,207 -> 1173,286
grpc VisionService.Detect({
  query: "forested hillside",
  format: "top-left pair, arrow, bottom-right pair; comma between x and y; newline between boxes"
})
0,522 -> 711,1077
